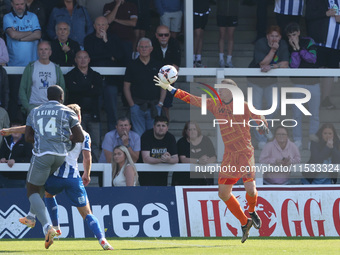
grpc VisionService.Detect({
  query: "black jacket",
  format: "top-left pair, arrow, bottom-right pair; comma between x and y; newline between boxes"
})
0,135 -> 32,163
50,38 -> 81,66
305,0 -> 330,46
151,37 -> 181,67
65,67 -> 103,121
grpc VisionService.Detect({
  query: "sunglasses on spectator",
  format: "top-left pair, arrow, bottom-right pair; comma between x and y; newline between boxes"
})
157,33 -> 170,37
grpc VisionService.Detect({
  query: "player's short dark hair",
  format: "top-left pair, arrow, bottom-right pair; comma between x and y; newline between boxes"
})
285,22 -> 300,35
47,85 -> 64,101
67,104 -> 81,116
154,115 -> 169,126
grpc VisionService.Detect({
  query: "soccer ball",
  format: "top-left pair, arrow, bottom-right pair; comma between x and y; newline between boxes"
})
158,65 -> 178,85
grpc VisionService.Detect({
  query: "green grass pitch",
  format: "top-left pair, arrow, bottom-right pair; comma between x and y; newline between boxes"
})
1,237 -> 339,255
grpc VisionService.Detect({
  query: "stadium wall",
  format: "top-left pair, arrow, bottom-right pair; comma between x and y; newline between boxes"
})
1,186 -> 340,239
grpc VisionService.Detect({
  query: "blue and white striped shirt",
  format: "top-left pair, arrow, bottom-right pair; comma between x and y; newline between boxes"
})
54,131 -> 91,179
274,0 -> 304,16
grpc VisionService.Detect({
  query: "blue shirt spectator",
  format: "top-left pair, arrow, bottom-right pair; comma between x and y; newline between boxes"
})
47,0 -> 94,48
3,4 -> 41,66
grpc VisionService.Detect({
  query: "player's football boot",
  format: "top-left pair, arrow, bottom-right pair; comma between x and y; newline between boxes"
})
19,216 -> 36,228
99,238 -> 114,250
45,225 -> 57,249
249,211 -> 262,229
54,226 -> 62,237
241,218 -> 253,243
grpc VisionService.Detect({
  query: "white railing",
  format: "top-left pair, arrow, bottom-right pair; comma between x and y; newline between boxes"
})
1,163 -> 339,187
4,66 -> 340,77
0,163 -> 197,187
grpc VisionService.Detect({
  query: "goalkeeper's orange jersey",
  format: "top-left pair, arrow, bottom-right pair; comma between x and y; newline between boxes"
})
174,89 -> 267,179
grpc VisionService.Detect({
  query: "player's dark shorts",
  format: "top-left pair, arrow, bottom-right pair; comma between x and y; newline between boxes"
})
216,15 -> 238,27
45,175 -> 88,207
27,154 -> 65,186
194,14 -> 209,30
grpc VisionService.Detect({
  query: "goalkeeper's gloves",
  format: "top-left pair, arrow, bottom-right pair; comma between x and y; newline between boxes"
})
153,76 -> 175,92
256,125 -> 269,135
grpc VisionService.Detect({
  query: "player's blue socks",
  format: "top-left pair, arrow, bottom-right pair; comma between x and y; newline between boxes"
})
85,214 -> 104,240
45,197 -> 59,227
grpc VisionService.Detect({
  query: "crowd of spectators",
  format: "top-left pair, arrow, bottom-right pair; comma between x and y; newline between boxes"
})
0,0 -> 339,187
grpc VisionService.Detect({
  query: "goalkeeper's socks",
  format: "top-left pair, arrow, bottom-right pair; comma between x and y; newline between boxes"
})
246,191 -> 258,213
224,195 -> 248,226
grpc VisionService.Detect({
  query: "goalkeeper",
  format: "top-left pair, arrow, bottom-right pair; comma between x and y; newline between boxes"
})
154,76 -> 268,243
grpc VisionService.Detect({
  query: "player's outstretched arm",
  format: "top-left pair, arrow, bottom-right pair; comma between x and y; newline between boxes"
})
0,125 -> 26,136
154,76 -> 204,109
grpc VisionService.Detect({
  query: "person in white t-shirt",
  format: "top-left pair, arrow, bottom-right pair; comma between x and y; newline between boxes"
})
112,145 -> 139,186
19,41 -> 65,114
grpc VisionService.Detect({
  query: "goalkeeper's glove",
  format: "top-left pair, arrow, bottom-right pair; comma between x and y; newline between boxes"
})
256,125 -> 269,135
154,76 -> 175,92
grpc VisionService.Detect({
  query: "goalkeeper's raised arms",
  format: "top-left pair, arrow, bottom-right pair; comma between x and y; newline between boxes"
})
153,76 -> 176,93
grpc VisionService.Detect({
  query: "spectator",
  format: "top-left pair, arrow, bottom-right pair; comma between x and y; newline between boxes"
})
140,116 -> 178,186
26,0 -> 46,39
0,65 -> 9,110
247,25 -> 289,149
19,41 -> 65,115
124,37 -> 165,136
217,0 -> 238,68
173,121 -> 216,185
103,0 -> 138,64
0,121 -> 33,188
193,0 -> 210,67
84,16 -> 124,131
154,0 -> 183,39
151,25 -> 181,120
285,22 -> 320,149
0,106 -> 10,148
50,22 -> 81,66
111,145 -> 139,186
0,37 -> 9,65
302,123 -> 340,184
47,0 -> 94,48
65,50 -> 102,162
4,0 -> 41,122
306,0 -> 340,109
129,0 -> 151,60
99,117 -> 140,163
254,0 -> 269,42
259,126 -> 301,185
40,0 -> 58,19
274,0 -> 304,40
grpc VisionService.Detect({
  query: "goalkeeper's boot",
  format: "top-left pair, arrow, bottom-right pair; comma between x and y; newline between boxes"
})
249,211 -> 262,229
99,238 -> 114,250
45,225 -> 57,249
241,218 -> 253,243
19,216 -> 36,228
